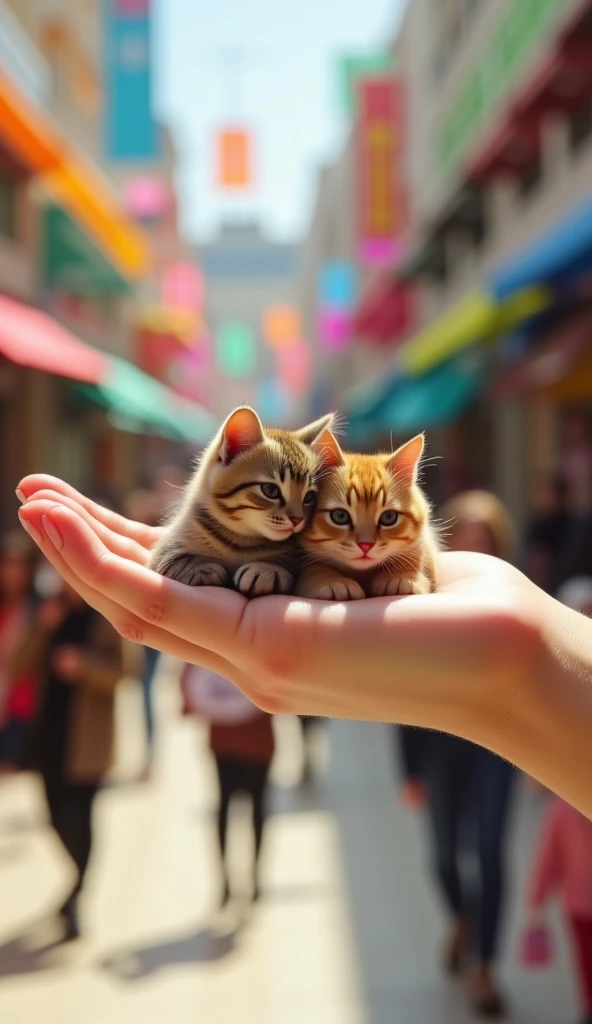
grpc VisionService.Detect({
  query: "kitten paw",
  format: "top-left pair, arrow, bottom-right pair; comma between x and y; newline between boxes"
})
234,562 -> 293,598
158,555 -> 229,588
315,578 -> 365,602
370,573 -> 431,597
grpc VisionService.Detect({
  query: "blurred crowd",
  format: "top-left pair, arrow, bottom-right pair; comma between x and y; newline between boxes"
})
2,453 -> 592,1022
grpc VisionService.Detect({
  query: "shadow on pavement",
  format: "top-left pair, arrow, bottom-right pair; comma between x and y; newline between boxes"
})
101,920 -> 241,980
0,932 -> 66,977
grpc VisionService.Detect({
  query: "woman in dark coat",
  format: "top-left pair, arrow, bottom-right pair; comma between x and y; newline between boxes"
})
395,491 -> 517,1018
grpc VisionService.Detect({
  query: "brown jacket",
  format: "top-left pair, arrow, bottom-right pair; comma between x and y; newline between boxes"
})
10,611 -> 124,783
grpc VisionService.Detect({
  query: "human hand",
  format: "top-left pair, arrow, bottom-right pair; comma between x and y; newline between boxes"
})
16,477 -> 538,722
399,779 -> 428,809
17,475 -> 592,821
52,644 -> 84,682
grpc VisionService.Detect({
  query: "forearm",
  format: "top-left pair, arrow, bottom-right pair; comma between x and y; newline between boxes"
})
476,595 -> 592,819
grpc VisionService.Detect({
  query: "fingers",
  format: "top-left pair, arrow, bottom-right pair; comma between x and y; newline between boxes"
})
17,475 -> 161,550
25,490 -> 151,566
17,503 -> 253,690
20,500 -> 250,661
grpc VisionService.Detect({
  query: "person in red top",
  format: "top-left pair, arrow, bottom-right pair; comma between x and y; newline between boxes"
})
527,797 -> 592,1024
0,531 -> 39,772
181,664 -> 275,906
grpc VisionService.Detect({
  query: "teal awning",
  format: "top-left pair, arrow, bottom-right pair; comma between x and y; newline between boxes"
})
73,356 -> 215,443
348,355 -> 485,445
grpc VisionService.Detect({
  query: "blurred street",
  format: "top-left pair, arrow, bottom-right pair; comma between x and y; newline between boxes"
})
0,659 -> 579,1024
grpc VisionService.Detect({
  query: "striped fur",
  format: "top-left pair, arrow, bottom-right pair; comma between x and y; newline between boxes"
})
296,431 -> 439,600
150,406 -> 334,597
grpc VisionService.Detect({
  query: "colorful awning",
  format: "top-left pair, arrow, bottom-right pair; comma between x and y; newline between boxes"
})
354,276 -> 415,344
398,286 -> 549,376
0,293 -> 213,443
43,205 -> 131,296
0,68 -> 149,279
492,310 -> 592,399
0,292 -> 107,383
76,357 -> 215,444
347,354 -> 485,444
488,194 -> 592,301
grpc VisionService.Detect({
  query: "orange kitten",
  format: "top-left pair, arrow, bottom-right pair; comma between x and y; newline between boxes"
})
295,430 -> 438,600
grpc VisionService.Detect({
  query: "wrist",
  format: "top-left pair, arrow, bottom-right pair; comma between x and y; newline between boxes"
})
498,590 -> 592,816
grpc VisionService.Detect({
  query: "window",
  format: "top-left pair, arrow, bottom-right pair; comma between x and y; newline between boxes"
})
568,97 -> 592,155
517,156 -> 543,201
0,172 -> 17,240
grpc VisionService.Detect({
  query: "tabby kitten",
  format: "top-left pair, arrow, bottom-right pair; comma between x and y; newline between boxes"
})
150,406 -> 334,597
296,429 -> 438,600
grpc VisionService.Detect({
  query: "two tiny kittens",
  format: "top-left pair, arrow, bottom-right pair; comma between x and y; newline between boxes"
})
150,406 -> 438,600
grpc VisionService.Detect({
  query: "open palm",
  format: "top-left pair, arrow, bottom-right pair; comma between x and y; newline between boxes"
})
18,475 -> 539,727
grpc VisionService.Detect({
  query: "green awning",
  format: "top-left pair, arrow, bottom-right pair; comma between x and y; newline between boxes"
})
43,205 -> 132,295
74,356 -> 215,443
347,354 -> 485,446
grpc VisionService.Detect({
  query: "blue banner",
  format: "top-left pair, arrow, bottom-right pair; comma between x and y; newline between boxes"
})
103,0 -> 160,161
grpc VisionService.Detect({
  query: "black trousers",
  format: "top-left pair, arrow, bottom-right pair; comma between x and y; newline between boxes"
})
213,757 -> 270,868
41,770 -> 98,900
423,736 -> 515,963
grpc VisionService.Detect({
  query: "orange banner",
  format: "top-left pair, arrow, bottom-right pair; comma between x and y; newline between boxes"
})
217,128 -> 252,188
356,78 -> 405,266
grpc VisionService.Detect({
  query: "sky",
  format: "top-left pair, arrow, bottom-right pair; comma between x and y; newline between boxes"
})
154,0 -> 405,244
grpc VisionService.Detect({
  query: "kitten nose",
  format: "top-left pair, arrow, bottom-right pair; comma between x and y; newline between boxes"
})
290,516 -> 304,528
358,541 -> 374,554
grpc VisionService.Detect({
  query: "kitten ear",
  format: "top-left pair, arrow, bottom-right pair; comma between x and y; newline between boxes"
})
219,406 -> 265,463
313,429 -> 346,469
385,434 -> 424,485
292,412 -> 336,445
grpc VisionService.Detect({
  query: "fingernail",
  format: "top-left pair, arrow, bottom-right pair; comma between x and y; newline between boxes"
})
42,515 -> 63,551
15,489 -> 25,504
19,515 -> 42,545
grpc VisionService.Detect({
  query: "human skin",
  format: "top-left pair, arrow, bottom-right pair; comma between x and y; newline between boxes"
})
16,475 -> 592,819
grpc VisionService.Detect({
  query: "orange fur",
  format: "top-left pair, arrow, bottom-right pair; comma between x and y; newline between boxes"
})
296,432 -> 439,600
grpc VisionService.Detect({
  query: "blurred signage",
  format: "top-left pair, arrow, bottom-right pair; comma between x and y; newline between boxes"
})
317,261 -> 357,351
340,53 -> 392,114
277,341 -> 311,396
139,323 -> 211,403
135,304 -> 200,341
356,77 -> 405,267
216,128 -> 252,189
123,176 -> 170,220
168,338 -> 212,403
319,262 -> 357,309
216,322 -> 256,376
103,0 -> 159,161
139,328 -> 184,383
317,307 -> 352,350
439,0 -> 562,174
263,304 -> 300,349
161,262 -> 204,310
43,205 -> 130,295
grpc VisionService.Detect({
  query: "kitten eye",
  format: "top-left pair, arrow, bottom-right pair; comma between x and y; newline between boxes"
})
260,483 -> 281,499
303,490 -> 316,506
329,509 -> 352,526
379,510 -> 400,527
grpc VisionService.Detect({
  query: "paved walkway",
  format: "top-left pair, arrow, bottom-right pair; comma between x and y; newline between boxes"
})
0,659 -> 580,1023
